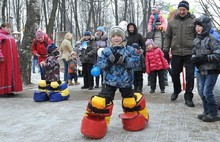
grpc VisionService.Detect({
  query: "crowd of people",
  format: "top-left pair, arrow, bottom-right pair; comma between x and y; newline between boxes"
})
0,0 -> 220,126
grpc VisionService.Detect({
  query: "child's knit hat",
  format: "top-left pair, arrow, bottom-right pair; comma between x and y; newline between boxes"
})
109,26 -> 126,41
47,43 -> 57,54
36,29 -> 45,38
145,39 -> 157,47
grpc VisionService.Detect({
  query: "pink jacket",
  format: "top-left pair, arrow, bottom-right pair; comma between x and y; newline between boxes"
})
147,13 -> 167,31
145,47 -> 169,74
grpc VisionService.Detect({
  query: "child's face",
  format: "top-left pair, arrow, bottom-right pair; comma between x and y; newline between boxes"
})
147,44 -> 153,49
84,35 -> 91,40
96,31 -> 103,36
111,34 -> 123,45
71,54 -> 77,59
195,25 -> 203,35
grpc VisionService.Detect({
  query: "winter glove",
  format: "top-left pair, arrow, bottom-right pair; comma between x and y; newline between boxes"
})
114,52 -> 125,64
164,52 -> 170,63
191,55 -> 208,66
207,54 -> 218,62
108,54 -> 115,63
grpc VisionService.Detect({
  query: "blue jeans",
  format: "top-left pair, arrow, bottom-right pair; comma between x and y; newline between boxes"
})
197,73 -> 219,116
39,64 -> 45,80
62,59 -> 69,82
68,73 -> 78,82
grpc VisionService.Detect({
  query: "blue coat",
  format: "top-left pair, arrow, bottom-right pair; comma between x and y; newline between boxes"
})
97,45 -> 139,88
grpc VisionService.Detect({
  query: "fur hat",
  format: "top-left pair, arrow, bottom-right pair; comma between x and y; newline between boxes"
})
36,29 -> 45,38
132,43 -> 140,49
47,43 -> 57,54
145,39 -> 157,47
109,26 -> 126,41
178,0 -> 189,10
83,31 -> 91,36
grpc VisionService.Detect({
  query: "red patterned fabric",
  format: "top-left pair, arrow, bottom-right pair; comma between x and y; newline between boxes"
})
145,47 -> 169,74
0,29 -> 22,95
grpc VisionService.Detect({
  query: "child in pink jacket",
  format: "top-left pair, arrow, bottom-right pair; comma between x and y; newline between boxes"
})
145,39 -> 169,93
147,6 -> 167,32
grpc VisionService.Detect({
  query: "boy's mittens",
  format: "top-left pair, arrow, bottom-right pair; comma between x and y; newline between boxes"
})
117,56 -> 125,64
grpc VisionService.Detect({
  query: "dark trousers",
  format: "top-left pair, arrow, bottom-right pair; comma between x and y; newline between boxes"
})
133,71 -> 143,92
98,84 -> 133,103
148,70 -> 168,82
95,71 -> 103,86
150,70 -> 165,91
68,73 -> 78,82
171,55 -> 195,100
82,63 -> 94,87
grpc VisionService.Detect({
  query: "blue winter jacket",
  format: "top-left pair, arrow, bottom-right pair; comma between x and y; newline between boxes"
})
97,45 -> 139,88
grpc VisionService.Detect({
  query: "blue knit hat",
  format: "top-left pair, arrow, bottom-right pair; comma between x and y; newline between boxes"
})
47,43 -> 57,54
178,1 -> 189,10
132,43 -> 140,49
83,31 -> 91,36
96,26 -> 105,33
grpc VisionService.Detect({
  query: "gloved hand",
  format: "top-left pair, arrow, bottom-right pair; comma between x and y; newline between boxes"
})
114,52 -> 125,64
207,54 -> 218,62
191,55 -> 208,66
164,52 -> 170,63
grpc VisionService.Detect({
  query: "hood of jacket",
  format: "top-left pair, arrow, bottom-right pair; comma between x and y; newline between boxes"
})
194,15 -> 211,38
127,23 -> 138,35
64,32 -> 73,40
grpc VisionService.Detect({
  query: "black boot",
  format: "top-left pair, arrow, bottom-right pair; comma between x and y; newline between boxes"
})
198,112 -> 208,120
171,92 -> 179,101
202,114 -> 220,122
185,100 -> 195,107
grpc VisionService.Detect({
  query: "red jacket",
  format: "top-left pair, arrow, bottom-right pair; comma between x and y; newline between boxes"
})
32,34 -> 52,63
145,47 -> 169,74
0,29 -> 22,95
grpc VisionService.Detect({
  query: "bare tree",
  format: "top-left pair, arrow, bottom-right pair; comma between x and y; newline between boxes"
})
46,0 -> 59,39
1,0 -> 7,22
198,0 -> 220,28
20,0 -> 41,85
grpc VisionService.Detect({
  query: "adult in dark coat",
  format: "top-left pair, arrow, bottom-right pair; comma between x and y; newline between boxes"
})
127,23 -> 146,54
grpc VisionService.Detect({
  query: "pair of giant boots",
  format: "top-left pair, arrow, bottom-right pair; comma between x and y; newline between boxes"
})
81,92 -> 149,139
33,80 -> 70,102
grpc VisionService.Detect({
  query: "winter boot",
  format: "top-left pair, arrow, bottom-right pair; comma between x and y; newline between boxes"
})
68,80 -> 74,86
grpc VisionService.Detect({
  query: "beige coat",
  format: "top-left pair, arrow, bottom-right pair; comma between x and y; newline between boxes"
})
59,32 -> 73,60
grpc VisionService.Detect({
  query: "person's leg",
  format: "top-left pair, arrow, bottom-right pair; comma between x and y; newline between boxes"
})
63,59 -> 68,82
197,73 -> 208,119
68,73 -> 74,86
202,74 -> 220,122
171,55 -> 183,100
183,55 -> 195,102
81,63 -> 89,89
39,64 -> 45,80
137,71 -> 143,92
98,84 -> 117,102
95,75 -> 100,88
163,70 -> 168,86
133,71 -> 138,92
150,71 -> 156,93
32,58 -> 36,73
87,63 -> 94,90
158,70 -> 165,92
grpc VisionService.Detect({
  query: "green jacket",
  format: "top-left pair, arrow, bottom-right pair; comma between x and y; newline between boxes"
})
164,12 -> 196,56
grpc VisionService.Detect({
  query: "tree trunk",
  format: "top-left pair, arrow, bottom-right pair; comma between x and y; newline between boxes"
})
46,0 -> 59,40
114,0 -> 119,25
20,0 -> 41,85
2,0 -> 7,22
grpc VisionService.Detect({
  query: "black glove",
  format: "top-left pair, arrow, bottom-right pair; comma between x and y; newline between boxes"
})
191,55 -> 208,66
164,52 -> 170,63
114,52 -> 124,64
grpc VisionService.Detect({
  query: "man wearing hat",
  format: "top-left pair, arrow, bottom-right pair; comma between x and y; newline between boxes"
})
163,0 -> 196,107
